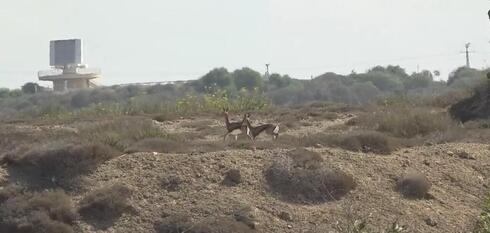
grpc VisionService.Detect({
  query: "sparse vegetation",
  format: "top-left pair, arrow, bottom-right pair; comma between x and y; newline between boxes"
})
298,132 -> 398,155
396,173 -> 431,199
3,142 -> 117,183
0,187 -> 77,233
78,184 -> 132,225
161,174 -> 183,192
155,214 -> 256,233
0,64 -> 488,232
222,169 -> 242,187
265,153 -> 355,203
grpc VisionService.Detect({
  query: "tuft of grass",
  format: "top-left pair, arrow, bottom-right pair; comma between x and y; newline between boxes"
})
287,148 -> 324,169
0,187 -> 77,233
161,174 -> 183,192
395,173 -> 431,199
264,154 -> 355,203
222,169 -> 242,187
78,184 -> 132,227
475,196 -> 490,233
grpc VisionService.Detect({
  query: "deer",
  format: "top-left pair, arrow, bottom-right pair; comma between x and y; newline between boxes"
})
242,113 -> 280,145
223,109 -> 249,141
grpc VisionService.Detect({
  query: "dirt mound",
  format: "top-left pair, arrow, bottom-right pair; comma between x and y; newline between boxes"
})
264,153 -> 355,203
450,82 -> 490,123
68,142 -> 490,233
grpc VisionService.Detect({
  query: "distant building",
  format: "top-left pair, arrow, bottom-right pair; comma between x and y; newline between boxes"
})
38,39 -> 101,92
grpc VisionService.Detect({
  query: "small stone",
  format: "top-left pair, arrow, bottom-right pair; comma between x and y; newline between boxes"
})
423,160 -> 430,166
425,217 -> 437,227
457,151 -> 476,160
279,211 -> 293,221
446,151 -> 454,156
287,225 -> 293,229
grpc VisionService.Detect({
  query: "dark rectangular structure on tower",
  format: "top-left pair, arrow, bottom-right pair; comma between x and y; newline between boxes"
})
49,39 -> 82,67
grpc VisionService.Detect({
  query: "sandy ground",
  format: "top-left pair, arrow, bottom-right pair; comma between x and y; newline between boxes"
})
1,114 -> 489,233
69,142 -> 490,233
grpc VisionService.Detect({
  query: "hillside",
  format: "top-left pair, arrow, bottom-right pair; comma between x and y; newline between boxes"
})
0,107 -> 489,233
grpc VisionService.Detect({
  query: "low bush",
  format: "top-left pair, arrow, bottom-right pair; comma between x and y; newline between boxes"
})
264,154 -> 355,203
353,107 -> 453,138
161,174 -> 183,192
155,214 -> 256,233
474,196 -> 490,233
339,132 -> 397,155
287,148 -> 324,169
4,142 -> 117,181
0,188 -> 77,233
396,173 -> 431,199
78,117 -> 167,151
222,169 -> 242,187
78,184 -> 132,225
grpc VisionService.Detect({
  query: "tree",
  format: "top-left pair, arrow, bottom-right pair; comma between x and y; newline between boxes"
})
21,82 -> 43,94
201,68 -> 232,91
233,67 -> 263,91
268,73 -> 291,88
0,88 -> 9,98
405,70 -> 433,89
447,67 -> 484,88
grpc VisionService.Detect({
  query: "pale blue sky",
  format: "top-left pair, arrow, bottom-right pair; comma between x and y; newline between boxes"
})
1,0 -> 489,88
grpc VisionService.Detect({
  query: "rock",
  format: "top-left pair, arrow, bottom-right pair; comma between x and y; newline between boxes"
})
425,217 -> 437,227
446,151 -> 454,156
423,160 -> 430,166
234,206 -> 259,229
457,151 -> 476,160
279,211 -> 293,221
287,224 -> 293,229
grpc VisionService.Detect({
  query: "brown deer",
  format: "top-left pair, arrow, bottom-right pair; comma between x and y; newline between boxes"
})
243,113 -> 280,144
223,109 -> 248,141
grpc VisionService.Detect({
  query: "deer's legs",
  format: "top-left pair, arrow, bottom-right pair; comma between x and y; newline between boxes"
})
223,132 -> 230,142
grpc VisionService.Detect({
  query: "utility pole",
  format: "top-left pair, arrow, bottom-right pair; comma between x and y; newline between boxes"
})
264,63 -> 270,80
464,43 -> 472,68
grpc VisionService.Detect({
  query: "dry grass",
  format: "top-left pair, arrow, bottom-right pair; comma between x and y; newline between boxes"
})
264,153 -> 355,203
78,117 -> 168,152
78,184 -> 132,227
298,132 -> 398,155
287,148 -> 324,169
125,137 -> 185,154
339,132 -> 398,155
3,142 -> 117,181
155,214 -> 256,233
161,174 -> 184,192
0,187 -> 77,233
396,173 -> 431,199
352,107 -> 454,138
222,169 -> 242,187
